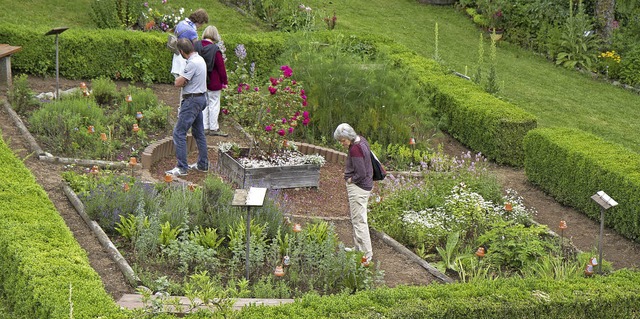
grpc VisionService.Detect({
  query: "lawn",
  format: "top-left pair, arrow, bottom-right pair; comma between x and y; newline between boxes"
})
4,0 -> 640,152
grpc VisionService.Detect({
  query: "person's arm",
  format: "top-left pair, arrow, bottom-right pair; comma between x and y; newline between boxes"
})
215,51 -> 228,86
175,76 -> 187,87
349,145 -> 367,184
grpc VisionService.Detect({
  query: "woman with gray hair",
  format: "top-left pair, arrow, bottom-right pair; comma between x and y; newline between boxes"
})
334,123 -> 374,264
194,25 -> 229,137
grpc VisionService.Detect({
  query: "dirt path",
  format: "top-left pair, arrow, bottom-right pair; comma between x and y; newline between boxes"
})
494,165 -> 640,269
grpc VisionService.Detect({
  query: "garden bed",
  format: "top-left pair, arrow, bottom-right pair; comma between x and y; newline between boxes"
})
217,148 -> 321,189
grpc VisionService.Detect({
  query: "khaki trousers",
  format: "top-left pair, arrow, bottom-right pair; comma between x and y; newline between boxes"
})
346,183 -> 373,258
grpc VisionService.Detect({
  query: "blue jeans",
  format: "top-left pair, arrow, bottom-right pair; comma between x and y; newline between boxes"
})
173,95 -> 208,170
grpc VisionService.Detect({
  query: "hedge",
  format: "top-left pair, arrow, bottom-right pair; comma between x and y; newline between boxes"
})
0,132 -> 122,318
523,127 -> 640,241
234,270 -> 640,318
0,23 -> 287,84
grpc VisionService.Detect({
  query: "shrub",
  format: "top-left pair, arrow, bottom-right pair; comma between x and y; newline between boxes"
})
91,76 -> 118,105
8,74 -> 39,115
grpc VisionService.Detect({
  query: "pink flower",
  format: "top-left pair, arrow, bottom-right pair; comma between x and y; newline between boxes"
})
282,118 -> 287,123
288,127 -> 294,133
302,118 -> 310,126
237,86 -> 243,93
303,111 -> 309,119
254,87 -> 259,92
301,94 -> 307,100
265,125 -> 273,131
302,100 -> 308,106
280,65 -> 293,78
270,77 -> 278,86
162,0 -> 167,3
222,108 -> 229,115
268,86 -> 277,95
292,80 -> 297,85
300,89 -> 305,95
277,129 -> 286,136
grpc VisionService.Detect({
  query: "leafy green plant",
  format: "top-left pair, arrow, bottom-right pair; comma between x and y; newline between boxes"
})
189,227 -> 224,250
436,231 -> 462,271
162,234 -> 221,275
485,35 -> 500,94
91,76 -> 117,105
477,221 -> 554,273
89,0 -> 139,29
183,271 -> 237,314
8,74 -> 38,115
115,213 -> 150,242
159,221 -> 180,246
555,0 -> 600,70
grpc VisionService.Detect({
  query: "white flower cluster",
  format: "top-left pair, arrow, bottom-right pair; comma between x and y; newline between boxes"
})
400,183 -> 533,231
217,141 -> 237,153
238,151 -> 325,168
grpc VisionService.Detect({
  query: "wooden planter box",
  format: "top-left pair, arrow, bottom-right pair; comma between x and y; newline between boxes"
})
217,149 -> 320,189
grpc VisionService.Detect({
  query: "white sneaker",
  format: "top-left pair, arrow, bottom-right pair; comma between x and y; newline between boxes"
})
165,167 -> 187,176
188,163 -> 209,172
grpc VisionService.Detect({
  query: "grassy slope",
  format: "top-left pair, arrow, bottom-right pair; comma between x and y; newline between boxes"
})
307,0 -> 640,153
3,0 -> 640,151
0,0 -> 265,33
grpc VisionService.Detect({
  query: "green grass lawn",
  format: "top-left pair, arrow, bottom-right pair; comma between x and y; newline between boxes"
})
0,0 -> 266,33
4,0 -> 640,152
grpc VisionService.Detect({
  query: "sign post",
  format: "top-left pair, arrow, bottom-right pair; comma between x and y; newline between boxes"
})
44,27 -> 69,100
231,187 -> 267,280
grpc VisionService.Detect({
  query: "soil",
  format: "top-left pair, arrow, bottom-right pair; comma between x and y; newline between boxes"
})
2,76 -> 640,302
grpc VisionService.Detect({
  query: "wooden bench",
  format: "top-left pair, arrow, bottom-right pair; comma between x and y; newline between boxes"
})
0,44 -> 22,88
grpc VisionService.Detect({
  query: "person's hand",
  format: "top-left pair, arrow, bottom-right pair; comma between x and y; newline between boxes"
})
222,84 -> 228,89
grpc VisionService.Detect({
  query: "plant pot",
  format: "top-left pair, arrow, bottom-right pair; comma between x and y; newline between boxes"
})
217,149 -> 321,189
488,28 -> 504,41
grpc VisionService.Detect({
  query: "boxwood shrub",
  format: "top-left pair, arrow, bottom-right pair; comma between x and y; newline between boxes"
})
524,127 -> 640,241
0,134 -> 122,318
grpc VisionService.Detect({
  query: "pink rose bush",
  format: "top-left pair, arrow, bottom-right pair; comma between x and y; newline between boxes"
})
224,62 -> 311,157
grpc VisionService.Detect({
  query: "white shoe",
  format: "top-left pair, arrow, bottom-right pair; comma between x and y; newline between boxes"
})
165,167 -> 187,176
344,247 -> 355,252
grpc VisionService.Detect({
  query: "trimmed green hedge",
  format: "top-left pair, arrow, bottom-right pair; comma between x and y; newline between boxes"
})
524,127 -> 640,241
0,24 -> 286,84
0,133 -> 121,318
234,270 -> 640,318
